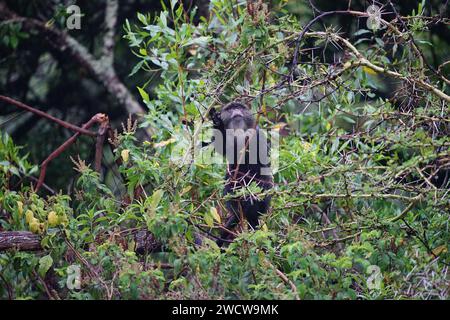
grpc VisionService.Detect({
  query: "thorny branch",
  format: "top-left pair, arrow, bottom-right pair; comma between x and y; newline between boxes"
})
199,5 -> 449,253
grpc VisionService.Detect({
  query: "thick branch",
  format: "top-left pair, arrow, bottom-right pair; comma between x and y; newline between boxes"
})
102,0 -> 118,65
0,231 -> 41,251
0,2 -> 145,115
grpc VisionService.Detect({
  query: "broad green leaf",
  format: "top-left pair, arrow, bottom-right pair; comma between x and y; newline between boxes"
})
38,255 -> 53,278
150,189 -> 164,210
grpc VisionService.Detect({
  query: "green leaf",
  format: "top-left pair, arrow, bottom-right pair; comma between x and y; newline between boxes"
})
150,189 -> 164,209
204,212 -> 214,228
137,13 -> 147,25
10,35 -> 18,49
137,86 -> 149,103
139,48 -> 147,56
182,36 -> 211,48
210,207 -> 221,224
38,255 -> 53,278
129,60 -> 144,77
160,12 -> 167,28
9,166 -> 19,176
353,29 -> 371,36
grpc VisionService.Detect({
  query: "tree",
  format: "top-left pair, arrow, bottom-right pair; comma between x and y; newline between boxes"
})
0,0 -> 448,300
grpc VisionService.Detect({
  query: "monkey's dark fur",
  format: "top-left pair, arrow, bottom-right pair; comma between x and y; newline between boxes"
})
209,102 -> 272,246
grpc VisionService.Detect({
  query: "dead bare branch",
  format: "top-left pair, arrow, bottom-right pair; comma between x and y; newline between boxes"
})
0,95 -> 96,136
36,113 -> 108,192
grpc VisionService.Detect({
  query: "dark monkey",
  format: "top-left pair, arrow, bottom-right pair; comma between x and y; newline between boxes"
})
208,102 -> 272,246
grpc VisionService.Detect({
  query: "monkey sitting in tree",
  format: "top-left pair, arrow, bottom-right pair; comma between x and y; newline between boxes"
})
208,102 -> 273,246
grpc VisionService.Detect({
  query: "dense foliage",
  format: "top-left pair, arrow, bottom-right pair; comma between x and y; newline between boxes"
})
0,0 -> 449,299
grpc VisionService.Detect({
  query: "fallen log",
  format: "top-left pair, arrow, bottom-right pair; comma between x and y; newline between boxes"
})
0,230 -> 162,253
0,231 -> 42,251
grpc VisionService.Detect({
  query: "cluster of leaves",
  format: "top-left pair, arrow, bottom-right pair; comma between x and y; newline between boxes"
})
0,0 -> 449,299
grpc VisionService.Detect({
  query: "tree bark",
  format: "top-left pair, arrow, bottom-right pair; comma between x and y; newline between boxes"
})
0,231 -> 42,251
0,1 -> 145,115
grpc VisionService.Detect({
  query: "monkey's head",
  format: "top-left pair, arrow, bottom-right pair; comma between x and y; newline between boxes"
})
220,102 -> 255,130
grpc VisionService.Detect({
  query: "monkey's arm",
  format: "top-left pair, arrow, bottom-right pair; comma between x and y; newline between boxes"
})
202,107 -> 227,155
200,108 -> 221,147
208,107 -> 222,126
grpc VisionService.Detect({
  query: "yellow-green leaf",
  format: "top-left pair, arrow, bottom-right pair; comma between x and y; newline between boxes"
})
204,212 -> 214,228
210,207 -> 221,224
137,86 -> 149,103
432,245 -> 447,256
150,189 -> 164,209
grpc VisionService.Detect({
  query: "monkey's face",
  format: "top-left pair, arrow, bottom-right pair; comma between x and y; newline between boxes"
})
221,102 -> 255,131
